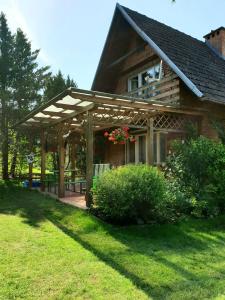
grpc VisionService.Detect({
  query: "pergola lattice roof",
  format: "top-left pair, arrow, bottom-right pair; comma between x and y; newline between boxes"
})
17,87 -> 203,131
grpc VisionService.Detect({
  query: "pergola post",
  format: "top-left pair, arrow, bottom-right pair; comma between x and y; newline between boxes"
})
85,111 -> 94,207
146,118 -> 154,165
28,136 -> 34,188
40,130 -> 46,191
71,142 -> 76,182
58,127 -> 65,198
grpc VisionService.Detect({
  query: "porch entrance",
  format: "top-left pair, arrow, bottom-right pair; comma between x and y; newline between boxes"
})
126,131 -> 167,165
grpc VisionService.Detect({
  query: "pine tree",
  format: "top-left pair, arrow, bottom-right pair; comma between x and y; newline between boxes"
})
44,70 -> 77,101
0,12 -> 14,179
9,28 -> 51,177
0,12 -> 51,178
44,71 -> 77,171
12,28 -> 50,118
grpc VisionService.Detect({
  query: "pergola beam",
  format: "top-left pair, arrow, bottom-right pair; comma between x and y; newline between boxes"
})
54,103 -> 82,110
69,89 -> 204,116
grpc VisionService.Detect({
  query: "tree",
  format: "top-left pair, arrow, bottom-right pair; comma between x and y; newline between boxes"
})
9,28 -> 51,177
0,13 -> 14,179
44,71 -> 77,171
0,12 -> 51,179
44,70 -> 77,101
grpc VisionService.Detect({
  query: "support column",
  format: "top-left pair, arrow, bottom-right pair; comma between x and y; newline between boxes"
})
146,118 -> 154,165
28,136 -> 34,188
58,127 -> 65,198
85,112 -> 94,207
70,141 -> 76,192
40,130 -> 46,191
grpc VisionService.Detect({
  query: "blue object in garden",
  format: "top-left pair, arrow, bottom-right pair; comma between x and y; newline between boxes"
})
22,180 -> 41,188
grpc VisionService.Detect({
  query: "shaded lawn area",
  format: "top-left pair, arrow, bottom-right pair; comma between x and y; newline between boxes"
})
1,183 -> 225,299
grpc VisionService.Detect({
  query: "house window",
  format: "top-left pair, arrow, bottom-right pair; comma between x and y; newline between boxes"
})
128,61 -> 163,97
126,132 -> 166,165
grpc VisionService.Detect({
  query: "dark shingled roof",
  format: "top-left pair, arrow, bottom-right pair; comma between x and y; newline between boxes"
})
122,6 -> 225,105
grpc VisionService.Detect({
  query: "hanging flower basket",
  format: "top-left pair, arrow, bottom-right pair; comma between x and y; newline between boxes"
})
104,127 -> 135,145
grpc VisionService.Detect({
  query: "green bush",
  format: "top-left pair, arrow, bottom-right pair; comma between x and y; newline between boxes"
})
167,137 -> 225,217
92,164 -> 176,224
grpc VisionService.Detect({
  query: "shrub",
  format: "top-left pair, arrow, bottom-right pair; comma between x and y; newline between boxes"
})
167,137 -> 225,217
92,164 -> 176,224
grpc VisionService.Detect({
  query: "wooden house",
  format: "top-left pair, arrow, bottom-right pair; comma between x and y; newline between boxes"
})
18,4 -> 225,204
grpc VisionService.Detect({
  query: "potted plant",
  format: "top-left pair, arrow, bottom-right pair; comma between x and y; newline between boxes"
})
104,127 -> 135,145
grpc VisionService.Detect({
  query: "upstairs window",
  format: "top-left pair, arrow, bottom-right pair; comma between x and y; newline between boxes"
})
128,62 -> 163,97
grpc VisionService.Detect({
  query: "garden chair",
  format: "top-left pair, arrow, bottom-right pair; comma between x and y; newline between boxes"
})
69,164 -> 111,194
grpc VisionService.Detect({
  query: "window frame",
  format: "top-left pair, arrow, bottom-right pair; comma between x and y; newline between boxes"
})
126,131 -> 166,165
128,61 -> 163,94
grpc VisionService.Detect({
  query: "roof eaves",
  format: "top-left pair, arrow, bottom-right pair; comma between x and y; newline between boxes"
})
117,3 -> 204,99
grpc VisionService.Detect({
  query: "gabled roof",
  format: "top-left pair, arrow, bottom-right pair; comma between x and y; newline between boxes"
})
93,4 -> 225,105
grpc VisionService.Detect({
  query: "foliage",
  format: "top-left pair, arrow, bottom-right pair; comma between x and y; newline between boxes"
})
43,70 -> 77,101
212,119 -> 225,144
167,136 -> 225,217
0,12 -> 50,179
93,164 -> 176,224
75,141 -> 86,174
0,12 -> 77,179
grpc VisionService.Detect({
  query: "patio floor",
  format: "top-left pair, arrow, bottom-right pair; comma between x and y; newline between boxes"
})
35,186 -> 87,210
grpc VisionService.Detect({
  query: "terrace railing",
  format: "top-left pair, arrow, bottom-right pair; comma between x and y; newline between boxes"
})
125,73 -> 180,105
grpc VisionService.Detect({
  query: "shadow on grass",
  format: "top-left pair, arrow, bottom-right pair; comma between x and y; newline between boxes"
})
1,182 -> 225,299
0,182 -> 52,227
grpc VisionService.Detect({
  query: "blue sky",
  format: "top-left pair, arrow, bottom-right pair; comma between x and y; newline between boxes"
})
1,0 -> 225,89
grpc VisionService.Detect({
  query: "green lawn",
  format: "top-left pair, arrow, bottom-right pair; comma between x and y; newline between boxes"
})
1,183 -> 225,299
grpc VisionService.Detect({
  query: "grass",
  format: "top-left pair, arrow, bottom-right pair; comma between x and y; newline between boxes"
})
1,182 -> 225,299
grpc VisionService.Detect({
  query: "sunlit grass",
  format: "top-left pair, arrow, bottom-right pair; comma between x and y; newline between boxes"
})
1,181 -> 225,299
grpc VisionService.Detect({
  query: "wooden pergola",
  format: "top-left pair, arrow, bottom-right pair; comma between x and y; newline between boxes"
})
18,87 -> 204,207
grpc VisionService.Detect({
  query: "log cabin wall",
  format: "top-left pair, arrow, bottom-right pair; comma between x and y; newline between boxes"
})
180,82 -> 225,140
113,43 -> 174,95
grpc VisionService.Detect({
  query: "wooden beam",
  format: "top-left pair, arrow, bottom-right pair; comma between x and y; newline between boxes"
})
52,103 -> 95,126
15,89 -> 70,127
107,43 -> 146,69
54,103 -> 81,110
42,111 -> 70,118
40,130 -> 46,191
58,127 -> 65,198
71,142 -> 76,191
70,90 -> 205,116
85,111 -> 94,207
33,117 -> 56,123
146,118 -> 154,165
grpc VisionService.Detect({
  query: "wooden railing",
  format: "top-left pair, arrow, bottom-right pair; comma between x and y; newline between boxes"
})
125,73 -> 180,104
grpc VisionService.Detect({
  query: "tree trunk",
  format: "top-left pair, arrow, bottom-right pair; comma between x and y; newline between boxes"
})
1,96 -> 9,180
10,133 -> 19,178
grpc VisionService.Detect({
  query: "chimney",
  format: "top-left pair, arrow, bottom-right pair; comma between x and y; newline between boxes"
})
204,27 -> 225,59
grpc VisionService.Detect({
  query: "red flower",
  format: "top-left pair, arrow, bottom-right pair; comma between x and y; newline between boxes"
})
130,138 -> 136,143
123,127 -> 129,132
109,136 -> 115,142
120,141 -> 126,145
104,131 -> 109,137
